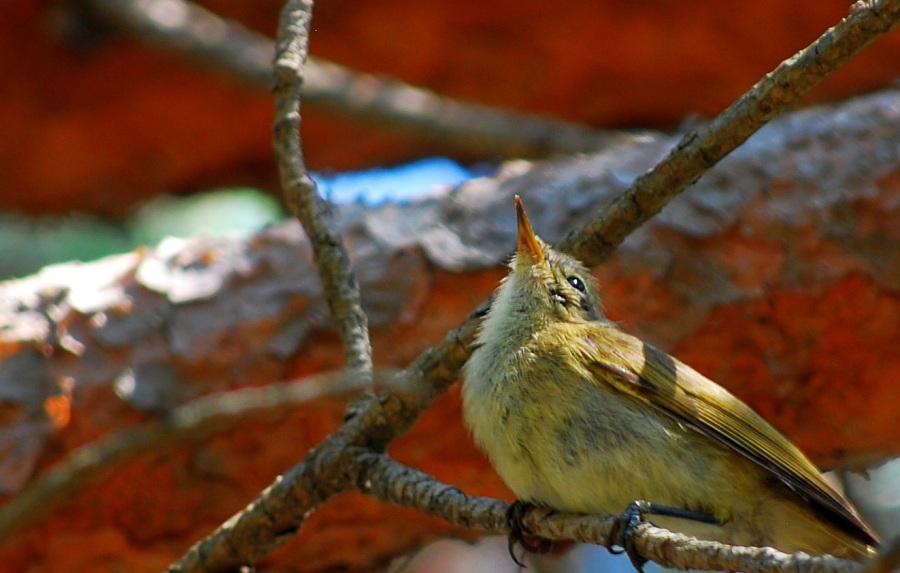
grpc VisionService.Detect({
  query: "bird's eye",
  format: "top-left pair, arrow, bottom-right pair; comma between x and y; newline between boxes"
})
567,275 -> 586,293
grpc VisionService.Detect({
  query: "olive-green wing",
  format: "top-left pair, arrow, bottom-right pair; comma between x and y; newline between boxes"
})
578,325 -> 878,545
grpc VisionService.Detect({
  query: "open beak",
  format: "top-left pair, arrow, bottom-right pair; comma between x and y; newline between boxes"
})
515,195 -> 544,264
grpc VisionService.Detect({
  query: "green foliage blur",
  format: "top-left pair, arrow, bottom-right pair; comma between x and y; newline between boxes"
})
0,188 -> 283,281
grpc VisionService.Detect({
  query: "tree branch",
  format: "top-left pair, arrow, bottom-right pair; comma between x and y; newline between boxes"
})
526,510 -> 861,573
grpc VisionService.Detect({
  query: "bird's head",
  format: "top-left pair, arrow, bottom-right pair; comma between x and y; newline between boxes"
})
505,196 -> 604,325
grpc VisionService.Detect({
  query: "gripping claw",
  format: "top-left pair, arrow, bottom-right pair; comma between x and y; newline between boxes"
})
506,500 -> 552,567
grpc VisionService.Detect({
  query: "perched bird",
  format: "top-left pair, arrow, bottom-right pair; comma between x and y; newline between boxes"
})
462,196 -> 878,567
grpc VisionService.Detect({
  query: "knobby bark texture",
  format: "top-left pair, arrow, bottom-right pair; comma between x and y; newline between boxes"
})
0,88 -> 899,571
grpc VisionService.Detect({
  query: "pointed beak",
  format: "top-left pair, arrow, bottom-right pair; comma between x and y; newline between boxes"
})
515,195 -> 544,264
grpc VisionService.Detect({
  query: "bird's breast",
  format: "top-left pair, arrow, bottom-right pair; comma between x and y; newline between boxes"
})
463,341 -> 740,516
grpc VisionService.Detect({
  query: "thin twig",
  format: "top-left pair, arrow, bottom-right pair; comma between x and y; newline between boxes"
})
82,0 -> 274,85
165,2 -> 900,572
81,0 -> 626,157
272,0 -> 372,376
170,436 -> 346,571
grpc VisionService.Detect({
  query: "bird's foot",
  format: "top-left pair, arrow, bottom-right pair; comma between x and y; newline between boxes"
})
608,500 -> 721,573
506,500 -> 552,568
608,500 -> 651,573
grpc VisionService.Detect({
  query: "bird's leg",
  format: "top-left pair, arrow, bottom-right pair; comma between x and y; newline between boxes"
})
506,500 -> 553,567
608,500 -> 720,573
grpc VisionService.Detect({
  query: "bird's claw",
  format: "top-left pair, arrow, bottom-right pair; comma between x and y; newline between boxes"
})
607,500 -> 650,573
507,500 -> 552,568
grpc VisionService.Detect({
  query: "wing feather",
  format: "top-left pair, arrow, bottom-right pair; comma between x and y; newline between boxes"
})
577,325 -> 878,545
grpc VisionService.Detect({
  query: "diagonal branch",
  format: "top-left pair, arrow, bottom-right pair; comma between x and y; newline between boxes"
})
272,0 -> 372,376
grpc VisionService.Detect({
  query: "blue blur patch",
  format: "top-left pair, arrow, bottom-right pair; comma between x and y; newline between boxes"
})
313,157 -> 476,205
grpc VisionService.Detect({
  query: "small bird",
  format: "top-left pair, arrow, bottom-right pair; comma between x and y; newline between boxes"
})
462,196 -> 878,567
